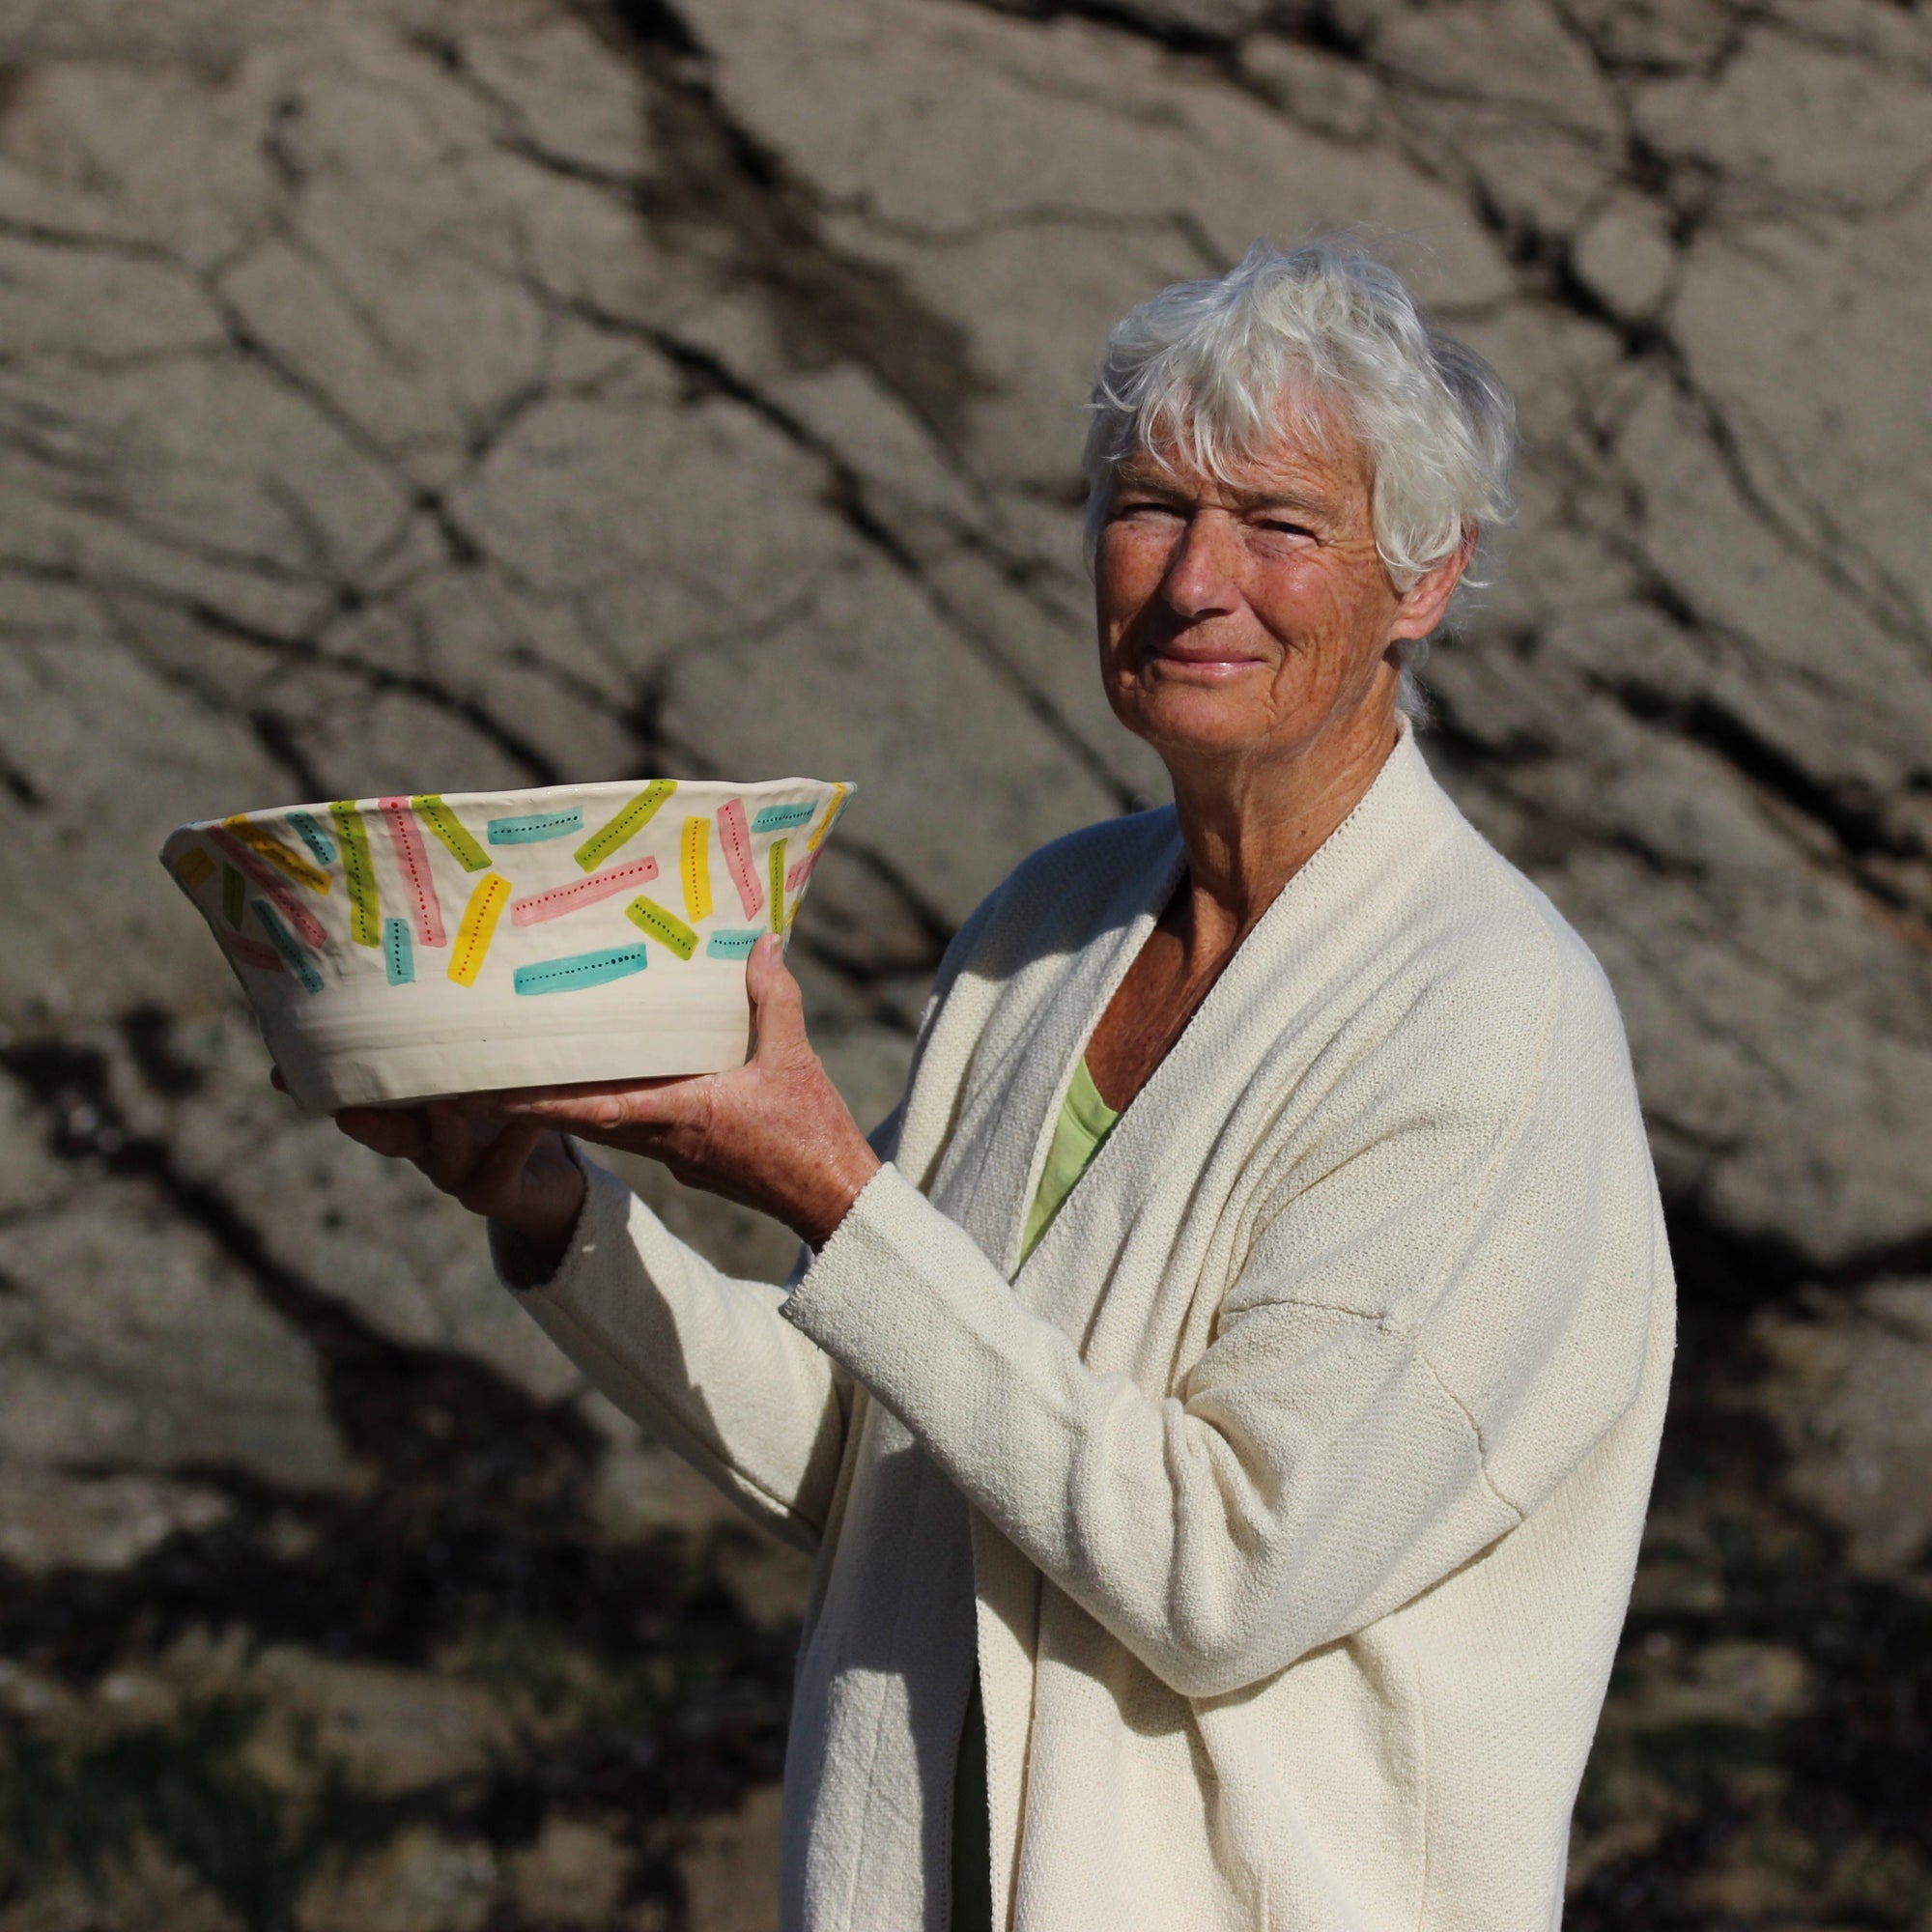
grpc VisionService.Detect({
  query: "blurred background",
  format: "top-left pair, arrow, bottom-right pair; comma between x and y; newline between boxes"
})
0,0 -> 1928,1925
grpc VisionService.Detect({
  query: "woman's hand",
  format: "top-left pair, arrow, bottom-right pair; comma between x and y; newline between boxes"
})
279,1065 -> 590,1276
464,933 -> 880,1250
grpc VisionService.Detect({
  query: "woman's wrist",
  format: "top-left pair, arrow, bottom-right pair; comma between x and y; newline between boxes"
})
793,1139 -> 882,1252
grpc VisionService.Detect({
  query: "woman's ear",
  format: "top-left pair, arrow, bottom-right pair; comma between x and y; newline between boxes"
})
1389,525 -> 1478,643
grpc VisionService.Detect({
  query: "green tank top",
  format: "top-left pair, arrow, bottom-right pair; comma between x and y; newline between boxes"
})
950,1056 -> 1121,1930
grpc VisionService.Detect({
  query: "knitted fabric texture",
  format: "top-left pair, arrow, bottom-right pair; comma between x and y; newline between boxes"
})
494,732 -> 1675,1930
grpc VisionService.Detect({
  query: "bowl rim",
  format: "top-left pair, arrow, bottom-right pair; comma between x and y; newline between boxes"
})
167,773 -> 856,836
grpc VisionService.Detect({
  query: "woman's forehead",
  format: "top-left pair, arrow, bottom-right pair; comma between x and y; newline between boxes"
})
1116,421 -> 1373,515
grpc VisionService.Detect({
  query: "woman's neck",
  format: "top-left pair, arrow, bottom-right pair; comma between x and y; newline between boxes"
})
1084,699 -> 1403,1115
1163,707 -> 1402,961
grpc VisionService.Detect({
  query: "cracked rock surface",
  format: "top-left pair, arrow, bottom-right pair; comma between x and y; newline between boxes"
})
1,0 -> 1929,1925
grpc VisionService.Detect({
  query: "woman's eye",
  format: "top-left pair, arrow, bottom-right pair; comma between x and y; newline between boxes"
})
1254,520 -> 1312,538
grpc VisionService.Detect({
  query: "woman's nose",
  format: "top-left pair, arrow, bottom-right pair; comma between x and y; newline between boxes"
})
1160,512 -> 1243,620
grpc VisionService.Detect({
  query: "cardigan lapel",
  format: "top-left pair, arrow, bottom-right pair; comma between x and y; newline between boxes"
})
929,733 -> 1455,1927
1010,732 -> 1454,1366
924,817 -> 1187,1280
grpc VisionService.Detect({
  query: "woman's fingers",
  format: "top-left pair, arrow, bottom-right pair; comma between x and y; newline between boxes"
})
461,1116 -> 547,1210
472,1076 -> 694,1137
336,1103 -> 520,1201
421,1102 -> 491,1191
331,1092 -> 565,1233
320,935 -> 849,1239
334,1105 -> 432,1161
310,937 -> 871,1246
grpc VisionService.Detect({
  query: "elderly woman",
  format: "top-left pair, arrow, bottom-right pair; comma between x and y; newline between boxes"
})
334,240 -> 1673,1931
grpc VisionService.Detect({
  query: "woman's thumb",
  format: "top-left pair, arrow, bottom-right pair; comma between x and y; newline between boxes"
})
746,932 -> 809,1062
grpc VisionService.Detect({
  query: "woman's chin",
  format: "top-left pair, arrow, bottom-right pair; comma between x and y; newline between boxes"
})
1119,686 -> 1278,761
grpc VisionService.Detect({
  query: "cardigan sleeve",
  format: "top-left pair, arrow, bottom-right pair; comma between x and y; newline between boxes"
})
780,951 -> 1664,1696
490,1104 -> 905,1553
483,870 -> 1015,1551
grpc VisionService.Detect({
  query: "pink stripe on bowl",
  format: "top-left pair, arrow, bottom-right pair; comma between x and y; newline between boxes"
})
717,798 -> 764,922
207,827 -> 327,950
509,855 -> 660,926
380,798 -> 447,947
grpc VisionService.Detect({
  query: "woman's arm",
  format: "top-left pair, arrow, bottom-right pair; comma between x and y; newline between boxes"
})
497,1143 -> 879,1553
316,1028 -> 895,1553
777,969 -> 1663,1694
478,934 -> 1662,1694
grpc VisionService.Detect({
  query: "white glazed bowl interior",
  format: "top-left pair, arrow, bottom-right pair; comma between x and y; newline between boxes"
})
159,776 -> 853,1112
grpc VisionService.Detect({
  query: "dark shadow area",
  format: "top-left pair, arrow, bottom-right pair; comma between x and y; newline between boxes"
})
0,1469 -> 797,1931
0,1021 -> 800,1931
1568,1295 -> 1932,1929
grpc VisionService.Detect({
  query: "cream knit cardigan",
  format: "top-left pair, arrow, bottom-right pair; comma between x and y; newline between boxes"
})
497,732 -> 1675,1931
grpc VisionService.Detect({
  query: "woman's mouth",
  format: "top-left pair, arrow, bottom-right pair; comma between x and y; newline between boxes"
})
1146,644 -> 1267,676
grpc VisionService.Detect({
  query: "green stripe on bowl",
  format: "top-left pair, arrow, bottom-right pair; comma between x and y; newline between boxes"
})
328,802 -> 383,946
624,895 -> 697,960
412,795 -> 491,871
575,780 -> 678,872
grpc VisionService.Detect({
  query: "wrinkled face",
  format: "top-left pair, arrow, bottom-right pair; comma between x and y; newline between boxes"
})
1094,416 -> 1431,771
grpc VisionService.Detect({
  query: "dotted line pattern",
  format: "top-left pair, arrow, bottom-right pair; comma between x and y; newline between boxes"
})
488,808 -> 584,846
413,795 -> 491,872
380,798 -> 447,947
682,814 -> 712,923
448,873 -> 510,987
384,916 -> 415,986
510,855 -> 659,927
512,946 -> 651,995
328,803 -> 384,948
768,837 -> 787,934
252,898 -> 324,995
751,801 -> 814,835
717,798 -> 763,922
624,895 -> 697,959
574,780 -> 677,873
288,810 -> 337,868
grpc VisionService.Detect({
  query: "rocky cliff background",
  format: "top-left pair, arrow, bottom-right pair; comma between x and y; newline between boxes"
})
0,0 -> 1928,1925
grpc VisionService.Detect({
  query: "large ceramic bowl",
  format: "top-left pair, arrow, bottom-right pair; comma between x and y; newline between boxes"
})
159,776 -> 853,1112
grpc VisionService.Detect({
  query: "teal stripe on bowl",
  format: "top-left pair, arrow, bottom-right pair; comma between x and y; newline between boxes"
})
288,810 -> 337,867
705,928 -> 763,960
252,899 -> 325,995
384,917 -> 414,985
488,808 -> 585,845
750,801 -> 814,834
513,945 -> 650,995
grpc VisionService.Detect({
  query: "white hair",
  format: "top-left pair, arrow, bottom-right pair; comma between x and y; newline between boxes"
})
1083,237 -> 1518,719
